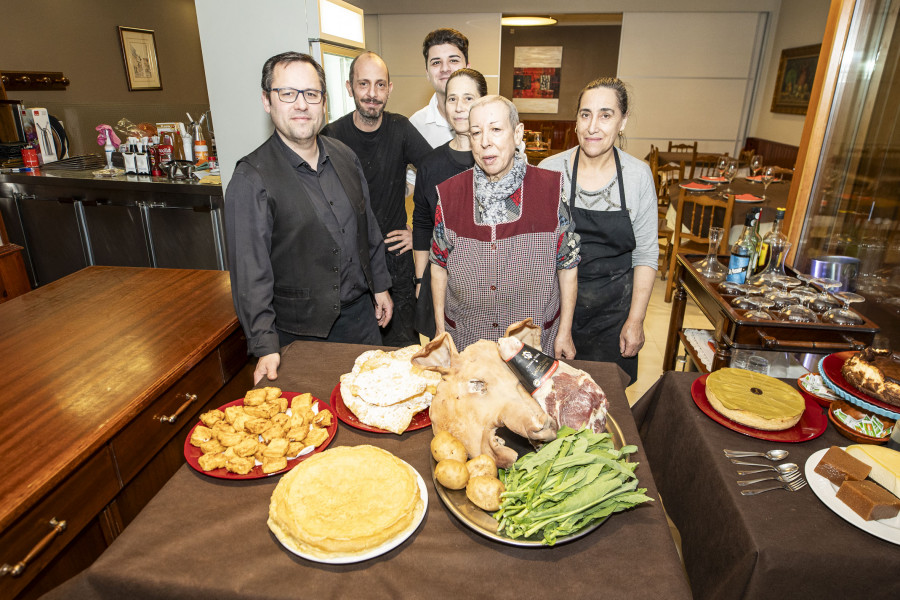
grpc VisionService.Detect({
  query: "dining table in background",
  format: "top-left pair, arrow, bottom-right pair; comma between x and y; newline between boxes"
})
668,175 -> 791,233
42,341 -> 692,600
632,371 -> 900,600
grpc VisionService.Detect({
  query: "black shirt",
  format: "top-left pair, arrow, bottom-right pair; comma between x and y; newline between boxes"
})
322,111 -> 432,236
411,141 -> 474,251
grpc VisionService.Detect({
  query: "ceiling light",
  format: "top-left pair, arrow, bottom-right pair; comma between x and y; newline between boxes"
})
501,16 -> 557,27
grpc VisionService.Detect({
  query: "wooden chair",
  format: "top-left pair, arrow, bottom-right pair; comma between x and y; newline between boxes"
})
649,144 -> 684,212
690,153 -> 728,179
664,189 -> 735,302
668,141 -> 698,157
658,216 -> 675,280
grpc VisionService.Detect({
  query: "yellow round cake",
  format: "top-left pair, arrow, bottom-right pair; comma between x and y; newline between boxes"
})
268,445 -> 423,560
705,368 -> 805,431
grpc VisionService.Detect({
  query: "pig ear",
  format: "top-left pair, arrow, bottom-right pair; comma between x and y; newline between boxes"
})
411,332 -> 458,374
505,318 -> 541,348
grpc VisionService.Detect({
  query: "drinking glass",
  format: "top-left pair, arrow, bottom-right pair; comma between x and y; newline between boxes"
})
750,154 -> 763,176
730,284 -> 757,310
723,160 -> 738,195
761,166 -> 776,200
748,356 -> 770,375
718,281 -> 744,296
692,226 -> 728,282
716,156 -> 729,179
822,291 -> 865,325
810,277 -> 842,312
744,296 -> 774,320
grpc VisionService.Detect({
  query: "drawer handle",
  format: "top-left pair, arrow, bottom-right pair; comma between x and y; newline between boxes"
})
157,393 -> 198,424
0,518 -> 67,578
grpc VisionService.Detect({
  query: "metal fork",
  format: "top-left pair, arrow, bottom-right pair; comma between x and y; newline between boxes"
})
740,478 -> 808,495
730,460 -> 779,470
737,472 -> 801,486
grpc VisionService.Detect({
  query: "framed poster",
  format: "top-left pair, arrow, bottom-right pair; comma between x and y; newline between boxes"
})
118,26 -> 162,91
512,46 -> 562,114
771,44 -> 821,115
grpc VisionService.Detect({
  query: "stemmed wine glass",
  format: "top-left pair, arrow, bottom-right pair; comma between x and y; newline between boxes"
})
693,226 -> 728,282
744,296 -> 774,320
822,292 -> 866,325
780,287 -> 818,322
716,156 -> 729,180
730,284 -> 758,310
810,277 -> 842,313
761,166 -> 776,200
719,281 -> 744,296
723,160 -> 738,195
750,155 -> 764,177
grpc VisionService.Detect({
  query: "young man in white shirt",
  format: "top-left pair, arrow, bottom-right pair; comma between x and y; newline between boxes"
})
409,28 -> 470,147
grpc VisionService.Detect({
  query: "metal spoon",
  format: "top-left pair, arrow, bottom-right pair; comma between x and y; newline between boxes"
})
731,460 -> 799,474
724,449 -> 789,461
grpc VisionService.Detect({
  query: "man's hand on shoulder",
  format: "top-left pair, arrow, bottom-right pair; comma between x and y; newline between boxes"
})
374,291 -> 393,327
254,353 -> 280,385
385,226 -> 413,255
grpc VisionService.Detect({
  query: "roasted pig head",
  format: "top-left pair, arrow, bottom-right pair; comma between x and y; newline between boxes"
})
412,332 -> 556,468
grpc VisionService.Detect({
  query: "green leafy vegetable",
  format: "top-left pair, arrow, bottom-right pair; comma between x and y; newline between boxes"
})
494,427 -> 653,545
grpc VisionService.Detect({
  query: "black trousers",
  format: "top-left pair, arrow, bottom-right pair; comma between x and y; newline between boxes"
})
381,250 -> 418,347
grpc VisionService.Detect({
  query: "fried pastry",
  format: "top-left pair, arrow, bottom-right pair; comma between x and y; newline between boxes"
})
199,409 -> 225,428
287,441 -> 306,457
257,401 -> 282,419
262,456 -> 288,474
225,456 -> 255,475
198,452 -> 227,471
243,388 -> 267,406
190,425 -> 214,447
291,393 -> 314,415
264,386 -> 282,400
232,413 -> 252,433
313,409 -> 333,428
243,405 -> 268,419
306,427 -> 329,448
290,411 -> 310,430
275,396 -> 289,413
245,417 -> 272,435
234,436 -> 259,458
217,431 -> 245,447
255,442 -> 269,462
265,438 -> 289,458
287,425 -> 309,442
224,405 -> 245,424
272,413 -> 290,429
262,424 -> 286,444
200,439 -> 226,455
212,421 -> 236,434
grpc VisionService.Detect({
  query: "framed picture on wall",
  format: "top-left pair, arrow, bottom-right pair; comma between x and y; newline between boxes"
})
118,26 -> 162,91
771,44 -> 821,115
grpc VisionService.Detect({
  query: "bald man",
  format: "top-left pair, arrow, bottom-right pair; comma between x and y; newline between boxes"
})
321,52 -> 432,346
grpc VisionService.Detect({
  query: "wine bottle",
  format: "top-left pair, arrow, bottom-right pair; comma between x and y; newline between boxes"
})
727,209 -> 761,284
756,207 -> 786,273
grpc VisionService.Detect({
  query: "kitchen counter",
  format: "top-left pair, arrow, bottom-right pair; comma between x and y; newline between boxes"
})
0,266 -> 246,599
0,169 -> 221,197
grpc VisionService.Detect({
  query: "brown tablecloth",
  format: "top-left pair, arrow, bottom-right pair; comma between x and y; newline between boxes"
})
44,342 -> 690,600
632,371 -> 900,600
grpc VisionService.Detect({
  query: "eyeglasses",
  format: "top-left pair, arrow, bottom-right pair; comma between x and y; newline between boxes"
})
271,87 -> 324,104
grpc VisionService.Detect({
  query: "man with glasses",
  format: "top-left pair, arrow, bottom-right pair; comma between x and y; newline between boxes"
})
321,52 -> 431,346
225,51 -> 393,384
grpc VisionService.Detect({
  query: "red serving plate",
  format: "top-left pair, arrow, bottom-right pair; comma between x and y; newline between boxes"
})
330,382 -> 431,434
690,374 -> 827,442
183,392 -> 337,480
797,372 -> 841,407
821,351 -> 900,414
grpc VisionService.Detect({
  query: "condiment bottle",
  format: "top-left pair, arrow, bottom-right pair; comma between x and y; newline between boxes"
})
103,130 -> 115,170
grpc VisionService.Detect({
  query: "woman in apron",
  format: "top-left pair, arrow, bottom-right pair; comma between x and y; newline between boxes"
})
539,78 -> 658,383
412,68 -> 487,338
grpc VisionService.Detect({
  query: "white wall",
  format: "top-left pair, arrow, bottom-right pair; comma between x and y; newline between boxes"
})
364,13 -> 502,118
618,12 -> 766,157
749,0 -> 832,144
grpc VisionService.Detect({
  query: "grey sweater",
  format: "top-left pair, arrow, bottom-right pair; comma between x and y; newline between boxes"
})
539,147 -> 658,270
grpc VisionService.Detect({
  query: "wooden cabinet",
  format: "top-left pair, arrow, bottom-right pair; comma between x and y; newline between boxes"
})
0,267 -> 246,600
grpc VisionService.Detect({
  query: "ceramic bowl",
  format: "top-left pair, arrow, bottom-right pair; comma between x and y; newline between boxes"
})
827,400 -> 893,445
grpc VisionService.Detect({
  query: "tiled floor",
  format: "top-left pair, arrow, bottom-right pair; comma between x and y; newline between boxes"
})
625,275 -> 712,406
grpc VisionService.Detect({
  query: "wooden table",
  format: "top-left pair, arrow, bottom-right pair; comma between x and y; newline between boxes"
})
663,252 -> 879,372
669,176 -> 791,231
42,342 -> 692,600
0,267 -> 246,599
632,371 -> 900,600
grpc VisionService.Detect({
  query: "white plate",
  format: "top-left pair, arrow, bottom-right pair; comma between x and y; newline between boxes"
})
804,448 -> 900,546
273,461 -> 428,563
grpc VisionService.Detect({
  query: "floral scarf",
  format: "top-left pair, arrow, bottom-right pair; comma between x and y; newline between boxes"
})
473,154 -> 527,225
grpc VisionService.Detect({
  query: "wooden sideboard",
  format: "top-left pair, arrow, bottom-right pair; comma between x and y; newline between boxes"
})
0,267 -> 249,599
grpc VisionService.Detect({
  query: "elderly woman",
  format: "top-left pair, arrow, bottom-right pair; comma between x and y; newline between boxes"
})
429,95 -> 580,356
539,78 -> 657,382
412,68 -> 488,338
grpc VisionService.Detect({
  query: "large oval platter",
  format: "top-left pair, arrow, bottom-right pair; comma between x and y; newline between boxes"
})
431,414 -> 625,547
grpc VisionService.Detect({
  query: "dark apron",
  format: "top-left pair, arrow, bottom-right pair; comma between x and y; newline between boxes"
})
569,147 -> 638,382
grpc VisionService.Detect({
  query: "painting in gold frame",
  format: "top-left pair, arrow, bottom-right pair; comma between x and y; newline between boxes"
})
118,27 -> 162,91
771,44 -> 821,115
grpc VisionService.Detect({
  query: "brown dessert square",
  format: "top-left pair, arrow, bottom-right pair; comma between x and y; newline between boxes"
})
814,446 -> 872,485
835,480 -> 900,521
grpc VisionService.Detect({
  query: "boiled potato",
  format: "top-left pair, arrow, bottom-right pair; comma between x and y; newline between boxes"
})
435,459 -> 469,490
431,431 -> 467,462
466,454 -> 497,479
466,476 -> 505,511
